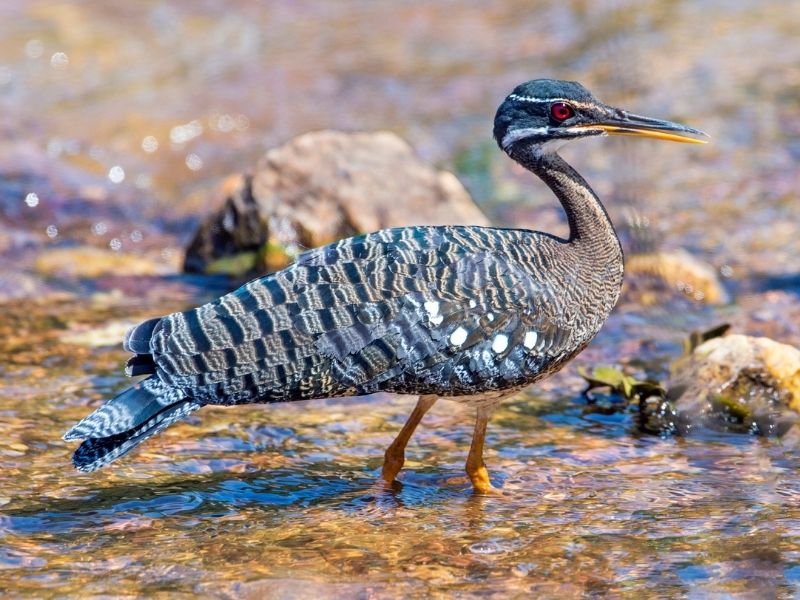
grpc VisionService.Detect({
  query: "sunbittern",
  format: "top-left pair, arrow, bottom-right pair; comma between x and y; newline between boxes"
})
64,79 -> 706,493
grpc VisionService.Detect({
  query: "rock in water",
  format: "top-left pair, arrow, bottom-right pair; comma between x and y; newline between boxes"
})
666,334 -> 800,436
184,131 -> 489,276
617,210 -> 728,305
624,249 -> 729,305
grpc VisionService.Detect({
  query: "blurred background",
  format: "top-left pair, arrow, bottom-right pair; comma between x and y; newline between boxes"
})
1,1 -> 800,597
2,0 -> 798,296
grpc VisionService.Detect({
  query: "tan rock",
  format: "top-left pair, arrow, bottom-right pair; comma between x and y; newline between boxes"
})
184,130 -> 488,275
625,248 -> 729,305
668,334 -> 800,435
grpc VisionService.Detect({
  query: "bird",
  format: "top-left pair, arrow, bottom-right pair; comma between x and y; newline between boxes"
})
64,79 -> 706,493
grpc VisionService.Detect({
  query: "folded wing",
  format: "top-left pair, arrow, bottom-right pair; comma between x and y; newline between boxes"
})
125,226 -> 574,404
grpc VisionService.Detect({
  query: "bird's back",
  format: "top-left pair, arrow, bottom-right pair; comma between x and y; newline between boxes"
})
127,225 -> 612,406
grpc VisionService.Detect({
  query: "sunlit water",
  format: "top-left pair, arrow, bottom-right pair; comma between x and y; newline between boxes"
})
2,0 -> 800,597
1,299 -> 798,598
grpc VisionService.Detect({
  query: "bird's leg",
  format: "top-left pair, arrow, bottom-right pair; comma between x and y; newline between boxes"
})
466,405 -> 494,494
381,395 -> 437,484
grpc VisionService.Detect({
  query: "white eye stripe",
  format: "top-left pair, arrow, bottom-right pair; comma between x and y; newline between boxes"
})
508,94 -> 564,103
507,94 -> 596,110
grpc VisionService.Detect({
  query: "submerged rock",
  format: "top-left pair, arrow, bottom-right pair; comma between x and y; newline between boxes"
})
184,130 -> 489,276
35,246 -> 178,279
664,334 -> 800,436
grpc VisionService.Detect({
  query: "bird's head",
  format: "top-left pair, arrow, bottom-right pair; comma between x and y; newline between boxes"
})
494,79 -> 707,157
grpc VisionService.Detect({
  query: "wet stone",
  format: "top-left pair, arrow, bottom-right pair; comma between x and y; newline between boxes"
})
184,131 -> 489,276
666,334 -> 800,436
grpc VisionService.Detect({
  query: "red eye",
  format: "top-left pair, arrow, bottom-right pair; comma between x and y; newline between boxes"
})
550,102 -> 575,122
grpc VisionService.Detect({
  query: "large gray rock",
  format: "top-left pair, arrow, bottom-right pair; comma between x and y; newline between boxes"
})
184,130 -> 489,275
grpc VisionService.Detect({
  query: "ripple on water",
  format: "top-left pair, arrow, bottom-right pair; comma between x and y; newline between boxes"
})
467,540 -> 509,555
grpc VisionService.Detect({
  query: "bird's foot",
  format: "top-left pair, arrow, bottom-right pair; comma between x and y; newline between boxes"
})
467,464 -> 495,495
380,448 -> 405,484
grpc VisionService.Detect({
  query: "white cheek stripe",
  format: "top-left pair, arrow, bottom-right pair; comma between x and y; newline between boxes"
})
501,127 -> 549,150
501,126 -> 605,151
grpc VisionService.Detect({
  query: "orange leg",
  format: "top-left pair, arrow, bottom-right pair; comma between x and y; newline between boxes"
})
466,405 -> 494,494
381,395 -> 437,484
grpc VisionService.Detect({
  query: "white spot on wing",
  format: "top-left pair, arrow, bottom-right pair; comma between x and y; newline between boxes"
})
487,313 -> 494,322
424,300 -> 443,325
523,331 -> 538,349
450,326 -> 468,347
469,299 -> 477,308
492,334 -> 508,354
424,301 -> 439,317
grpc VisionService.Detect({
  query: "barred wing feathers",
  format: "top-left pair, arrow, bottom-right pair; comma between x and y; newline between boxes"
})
141,226 -> 574,404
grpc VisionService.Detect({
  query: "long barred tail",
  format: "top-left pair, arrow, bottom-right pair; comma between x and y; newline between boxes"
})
63,377 -> 200,472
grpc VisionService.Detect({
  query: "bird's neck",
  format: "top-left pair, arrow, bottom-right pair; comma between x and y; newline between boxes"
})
515,147 -> 624,344
519,149 -> 622,259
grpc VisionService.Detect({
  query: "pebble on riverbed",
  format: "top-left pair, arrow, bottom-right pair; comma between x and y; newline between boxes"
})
34,246 -> 178,279
661,334 -> 800,437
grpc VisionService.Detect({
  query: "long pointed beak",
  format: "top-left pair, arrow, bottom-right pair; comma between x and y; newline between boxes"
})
575,112 -> 709,144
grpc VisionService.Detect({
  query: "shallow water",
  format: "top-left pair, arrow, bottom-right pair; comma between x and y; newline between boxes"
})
2,0 -> 800,597
2,297 -> 799,598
